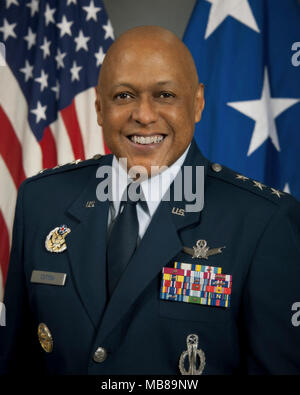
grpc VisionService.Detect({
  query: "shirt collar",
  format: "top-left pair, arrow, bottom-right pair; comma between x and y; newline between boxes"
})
111,143 -> 191,218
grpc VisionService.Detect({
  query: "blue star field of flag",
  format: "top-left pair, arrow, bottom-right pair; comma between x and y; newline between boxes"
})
0,0 -> 114,141
184,0 -> 300,200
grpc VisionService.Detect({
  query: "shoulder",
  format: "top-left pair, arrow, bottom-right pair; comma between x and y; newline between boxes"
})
16,153 -> 113,212
206,161 -> 298,211
17,153 -> 113,201
22,153 -> 109,187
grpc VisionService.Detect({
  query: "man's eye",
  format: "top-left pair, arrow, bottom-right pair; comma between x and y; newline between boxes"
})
115,92 -> 132,100
159,92 -> 175,99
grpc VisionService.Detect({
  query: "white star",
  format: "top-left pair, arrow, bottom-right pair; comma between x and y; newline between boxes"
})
57,15 -> 73,38
40,37 -> 51,59
70,61 -> 82,82
20,59 -> 33,82
51,81 -> 60,100
34,70 -> 49,92
102,19 -> 114,40
24,27 -> 36,49
44,4 -> 56,26
55,48 -> 67,69
0,18 -> 17,41
95,46 -> 105,66
204,0 -> 260,39
82,0 -> 101,22
31,101 -> 47,123
227,68 -> 300,156
26,0 -> 39,17
283,183 -> 291,194
74,30 -> 90,52
67,0 -> 77,4
6,0 -> 19,8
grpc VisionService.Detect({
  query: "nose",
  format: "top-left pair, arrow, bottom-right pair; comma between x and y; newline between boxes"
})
131,96 -> 158,125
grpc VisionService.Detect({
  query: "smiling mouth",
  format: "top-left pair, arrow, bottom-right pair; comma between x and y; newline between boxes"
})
127,134 -> 166,145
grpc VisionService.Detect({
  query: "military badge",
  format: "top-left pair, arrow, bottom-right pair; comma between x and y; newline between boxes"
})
45,225 -> 71,253
235,174 -> 248,181
38,323 -> 53,353
160,262 -> 232,308
270,188 -> 284,198
179,334 -> 205,375
183,239 -> 225,259
86,200 -> 95,208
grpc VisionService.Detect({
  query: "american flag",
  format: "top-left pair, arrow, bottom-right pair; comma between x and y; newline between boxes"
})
0,0 -> 114,300
184,0 -> 300,200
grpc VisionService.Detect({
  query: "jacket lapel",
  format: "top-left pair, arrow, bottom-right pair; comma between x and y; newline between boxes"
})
66,154 -> 113,328
98,140 -> 209,342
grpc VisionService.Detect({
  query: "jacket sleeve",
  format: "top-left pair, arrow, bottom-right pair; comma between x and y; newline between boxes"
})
243,196 -> 300,374
0,181 -> 45,374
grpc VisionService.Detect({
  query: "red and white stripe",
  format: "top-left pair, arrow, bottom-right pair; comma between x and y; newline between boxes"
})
0,64 -> 110,301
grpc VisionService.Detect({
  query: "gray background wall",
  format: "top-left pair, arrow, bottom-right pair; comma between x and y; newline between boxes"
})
102,0 -> 197,39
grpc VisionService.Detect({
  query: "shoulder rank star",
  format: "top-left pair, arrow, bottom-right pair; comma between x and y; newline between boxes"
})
190,239 -> 225,259
45,225 -> 71,253
270,188 -> 284,198
235,174 -> 248,181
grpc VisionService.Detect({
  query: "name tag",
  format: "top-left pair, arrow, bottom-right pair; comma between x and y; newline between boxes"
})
30,270 -> 67,286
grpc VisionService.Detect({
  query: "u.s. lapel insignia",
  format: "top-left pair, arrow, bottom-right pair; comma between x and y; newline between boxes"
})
179,334 -> 205,375
192,239 -> 225,259
86,200 -> 95,208
172,207 -> 185,216
45,225 -> 71,253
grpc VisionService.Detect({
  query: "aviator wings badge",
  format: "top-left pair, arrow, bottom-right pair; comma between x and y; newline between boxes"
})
192,240 -> 225,259
182,239 -> 225,259
45,225 -> 71,253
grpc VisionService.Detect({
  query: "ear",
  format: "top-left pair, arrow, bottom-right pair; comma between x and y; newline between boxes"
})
95,88 -> 103,126
194,83 -> 205,123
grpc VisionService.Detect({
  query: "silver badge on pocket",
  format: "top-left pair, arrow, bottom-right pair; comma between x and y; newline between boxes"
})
179,334 -> 206,375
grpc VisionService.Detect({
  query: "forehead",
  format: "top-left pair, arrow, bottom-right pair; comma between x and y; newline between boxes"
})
104,40 -> 191,88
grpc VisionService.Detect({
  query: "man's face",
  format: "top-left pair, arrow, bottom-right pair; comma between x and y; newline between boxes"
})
96,38 -> 204,175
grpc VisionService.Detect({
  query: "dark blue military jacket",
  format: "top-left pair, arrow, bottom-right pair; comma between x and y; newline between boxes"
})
1,139 -> 300,374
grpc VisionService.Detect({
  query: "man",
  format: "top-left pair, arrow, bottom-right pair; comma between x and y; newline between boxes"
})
1,26 -> 300,375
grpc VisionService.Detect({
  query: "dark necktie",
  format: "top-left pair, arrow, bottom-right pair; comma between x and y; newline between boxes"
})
107,183 -> 141,297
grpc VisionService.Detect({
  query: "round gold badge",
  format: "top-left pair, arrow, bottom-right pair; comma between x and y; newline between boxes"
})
38,323 -> 53,353
45,225 -> 71,253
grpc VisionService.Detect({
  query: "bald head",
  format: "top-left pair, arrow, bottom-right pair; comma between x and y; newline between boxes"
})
98,25 -> 199,91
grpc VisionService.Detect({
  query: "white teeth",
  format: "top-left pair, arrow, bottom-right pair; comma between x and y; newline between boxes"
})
130,135 -> 164,144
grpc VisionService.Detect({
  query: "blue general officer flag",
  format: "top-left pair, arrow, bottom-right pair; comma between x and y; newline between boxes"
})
184,0 -> 300,200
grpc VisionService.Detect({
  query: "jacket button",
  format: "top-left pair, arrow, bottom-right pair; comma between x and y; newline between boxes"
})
211,163 -> 222,172
93,347 -> 107,363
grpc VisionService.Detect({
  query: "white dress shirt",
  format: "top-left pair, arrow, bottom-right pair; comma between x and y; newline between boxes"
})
107,143 -> 190,242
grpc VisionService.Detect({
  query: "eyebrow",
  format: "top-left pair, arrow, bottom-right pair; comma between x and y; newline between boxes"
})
156,81 -> 174,86
112,81 -> 175,90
